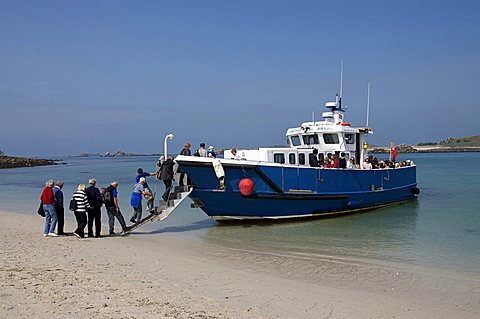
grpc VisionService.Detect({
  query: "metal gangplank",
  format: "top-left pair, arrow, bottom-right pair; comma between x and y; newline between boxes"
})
121,185 -> 193,235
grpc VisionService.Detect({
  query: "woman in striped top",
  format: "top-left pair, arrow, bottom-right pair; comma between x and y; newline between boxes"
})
72,183 -> 90,238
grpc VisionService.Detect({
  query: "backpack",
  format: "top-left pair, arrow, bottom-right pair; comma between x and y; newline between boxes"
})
100,186 -> 113,204
69,197 -> 77,211
193,149 -> 200,157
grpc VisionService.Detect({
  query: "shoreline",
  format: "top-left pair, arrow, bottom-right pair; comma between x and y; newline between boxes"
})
1,210 -> 479,318
369,146 -> 480,154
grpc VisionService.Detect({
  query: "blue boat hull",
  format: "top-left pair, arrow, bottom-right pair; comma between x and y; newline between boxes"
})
176,158 -> 419,221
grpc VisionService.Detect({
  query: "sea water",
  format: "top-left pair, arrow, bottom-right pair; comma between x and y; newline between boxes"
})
1,153 -> 479,274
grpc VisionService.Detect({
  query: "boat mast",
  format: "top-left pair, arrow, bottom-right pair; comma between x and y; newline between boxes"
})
339,60 -> 343,110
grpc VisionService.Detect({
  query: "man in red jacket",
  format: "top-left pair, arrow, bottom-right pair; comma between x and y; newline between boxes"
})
41,180 -> 57,237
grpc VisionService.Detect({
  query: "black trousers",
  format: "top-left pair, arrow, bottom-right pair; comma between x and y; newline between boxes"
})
87,207 -> 102,236
55,205 -> 65,235
74,211 -> 87,237
162,180 -> 172,200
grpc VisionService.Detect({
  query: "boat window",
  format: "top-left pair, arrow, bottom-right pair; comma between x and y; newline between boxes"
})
288,153 -> 296,164
344,133 -> 355,144
274,153 -> 285,164
299,153 -> 306,165
318,153 -> 325,163
291,135 -> 301,146
323,133 -> 339,144
302,134 -> 319,145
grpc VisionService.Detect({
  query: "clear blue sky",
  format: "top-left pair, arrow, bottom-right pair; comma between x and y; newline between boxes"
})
1,0 -> 479,156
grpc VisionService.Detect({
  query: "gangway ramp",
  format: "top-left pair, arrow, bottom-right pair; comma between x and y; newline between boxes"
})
121,185 -> 192,235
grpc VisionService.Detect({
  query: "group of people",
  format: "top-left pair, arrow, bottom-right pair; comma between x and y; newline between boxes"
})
308,149 -> 411,170
362,156 -> 414,169
40,178 -> 130,238
39,142 -> 219,238
39,161 -> 178,238
188,142 -> 217,158
308,150 -> 350,169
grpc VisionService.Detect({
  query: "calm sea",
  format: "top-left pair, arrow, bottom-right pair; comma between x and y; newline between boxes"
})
1,153 -> 479,274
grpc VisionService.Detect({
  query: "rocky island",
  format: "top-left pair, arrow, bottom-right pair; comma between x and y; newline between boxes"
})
0,155 -> 58,169
102,150 -> 160,157
369,135 -> 480,154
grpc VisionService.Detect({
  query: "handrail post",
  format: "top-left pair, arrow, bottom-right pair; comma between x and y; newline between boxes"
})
164,133 -> 174,158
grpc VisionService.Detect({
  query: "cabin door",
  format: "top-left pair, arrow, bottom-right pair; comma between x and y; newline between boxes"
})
282,166 -> 299,191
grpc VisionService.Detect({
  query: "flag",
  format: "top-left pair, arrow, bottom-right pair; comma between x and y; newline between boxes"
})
390,142 -> 398,162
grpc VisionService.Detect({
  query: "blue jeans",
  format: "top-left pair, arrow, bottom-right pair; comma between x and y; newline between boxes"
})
43,204 -> 57,234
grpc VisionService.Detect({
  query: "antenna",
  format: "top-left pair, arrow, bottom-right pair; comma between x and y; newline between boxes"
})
339,60 -> 344,110
366,82 -> 371,127
340,60 -> 344,98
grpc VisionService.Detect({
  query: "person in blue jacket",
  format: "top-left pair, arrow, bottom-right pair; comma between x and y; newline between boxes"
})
130,177 -> 147,224
136,168 -> 155,211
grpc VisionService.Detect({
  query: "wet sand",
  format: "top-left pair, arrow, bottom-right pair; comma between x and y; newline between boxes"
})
1,210 -> 479,318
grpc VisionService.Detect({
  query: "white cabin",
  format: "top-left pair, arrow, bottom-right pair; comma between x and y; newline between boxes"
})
224,95 -> 372,166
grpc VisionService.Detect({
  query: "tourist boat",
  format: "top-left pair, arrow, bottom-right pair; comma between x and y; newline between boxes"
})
174,92 -> 420,221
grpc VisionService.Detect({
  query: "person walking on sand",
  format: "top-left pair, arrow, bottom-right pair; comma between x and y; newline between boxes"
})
53,180 -> 65,235
104,181 -> 129,234
159,156 -> 175,201
130,177 -> 147,224
86,178 -> 103,237
41,180 -> 57,237
72,183 -> 90,238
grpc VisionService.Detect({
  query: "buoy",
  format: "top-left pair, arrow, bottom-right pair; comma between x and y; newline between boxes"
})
239,178 -> 254,196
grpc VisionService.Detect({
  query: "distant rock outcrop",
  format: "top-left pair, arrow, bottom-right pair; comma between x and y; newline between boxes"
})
77,152 -> 101,157
0,155 -> 57,169
103,150 -> 133,157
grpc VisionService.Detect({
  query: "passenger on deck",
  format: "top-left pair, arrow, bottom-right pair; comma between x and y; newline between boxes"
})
309,149 -> 319,167
339,153 -> 347,169
231,148 -> 241,160
207,146 -> 217,158
194,143 -> 207,157
331,154 -> 340,168
362,158 -> 373,170
346,157 -> 355,169
130,177 -> 147,224
178,143 -> 192,187
322,159 -> 330,168
160,156 -> 175,201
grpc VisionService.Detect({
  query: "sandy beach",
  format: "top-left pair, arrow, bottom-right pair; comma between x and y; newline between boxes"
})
1,210 -> 479,319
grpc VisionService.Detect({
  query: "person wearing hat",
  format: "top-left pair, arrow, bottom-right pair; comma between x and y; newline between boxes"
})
207,146 -> 217,158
